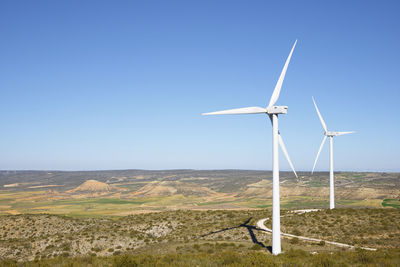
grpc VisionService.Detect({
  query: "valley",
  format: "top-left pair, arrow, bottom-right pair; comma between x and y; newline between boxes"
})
0,170 -> 398,217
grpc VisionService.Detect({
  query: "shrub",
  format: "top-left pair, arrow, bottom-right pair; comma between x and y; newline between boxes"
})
220,250 -> 242,265
285,248 -> 308,258
249,244 -> 263,250
313,253 -> 336,267
91,247 -> 101,252
356,249 -> 374,264
112,255 -> 138,267
292,229 -> 302,236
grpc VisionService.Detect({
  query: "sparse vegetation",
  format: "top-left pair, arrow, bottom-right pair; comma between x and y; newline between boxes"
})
0,208 -> 398,262
281,208 -> 400,248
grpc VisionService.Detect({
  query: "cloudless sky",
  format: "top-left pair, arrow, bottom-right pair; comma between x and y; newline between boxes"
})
0,0 -> 399,171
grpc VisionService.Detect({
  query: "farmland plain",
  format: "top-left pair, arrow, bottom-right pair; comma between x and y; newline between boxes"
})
0,170 -> 398,216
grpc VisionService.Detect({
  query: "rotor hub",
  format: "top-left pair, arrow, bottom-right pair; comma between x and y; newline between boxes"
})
266,106 -> 288,115
326,131 -> 339,137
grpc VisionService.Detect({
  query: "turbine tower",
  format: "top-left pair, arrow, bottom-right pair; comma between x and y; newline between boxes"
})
311,97 -> 354,209
202,40 -> 298,255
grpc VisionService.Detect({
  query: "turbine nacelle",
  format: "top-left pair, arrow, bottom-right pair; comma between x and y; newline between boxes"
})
325,131 -> 341,137
325,131 -> 355,137
266,106 -> 288,115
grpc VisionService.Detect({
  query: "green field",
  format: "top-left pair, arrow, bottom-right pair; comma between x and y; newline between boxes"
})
0,192 -> 390,218
382,199 -> 400,208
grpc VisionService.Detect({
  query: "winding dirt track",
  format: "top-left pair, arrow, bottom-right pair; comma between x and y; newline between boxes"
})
256,214 -> 377,251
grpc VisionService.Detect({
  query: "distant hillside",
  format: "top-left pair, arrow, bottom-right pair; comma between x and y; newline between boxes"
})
131,181 -> 219,197
67,180 -> 125,194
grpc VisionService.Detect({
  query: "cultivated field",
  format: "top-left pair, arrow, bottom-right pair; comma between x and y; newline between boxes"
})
0,170 -> 398,216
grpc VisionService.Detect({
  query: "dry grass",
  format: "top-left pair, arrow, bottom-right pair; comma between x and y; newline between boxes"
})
0,208 -> 399,262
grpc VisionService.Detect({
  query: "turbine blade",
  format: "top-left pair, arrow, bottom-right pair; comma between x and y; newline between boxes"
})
336,131 -> 355,136
312,96 -> 328,133
278,134 -> 298,179
311,136 -> 327,174
267,40 -> 297,108
202,106 -> 266,115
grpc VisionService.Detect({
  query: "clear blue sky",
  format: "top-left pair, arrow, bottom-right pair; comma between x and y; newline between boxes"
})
0,0 -> 399,171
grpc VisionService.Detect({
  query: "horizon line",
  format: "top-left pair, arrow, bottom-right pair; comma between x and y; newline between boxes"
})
0,168 -> 399,173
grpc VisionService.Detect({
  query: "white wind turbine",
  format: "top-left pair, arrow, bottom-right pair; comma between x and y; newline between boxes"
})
202,40 -> 298,255
311,97 -> 354,209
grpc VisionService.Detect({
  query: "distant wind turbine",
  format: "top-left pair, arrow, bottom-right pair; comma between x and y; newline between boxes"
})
202,40 -> 298,255
311,97 -> 354,209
